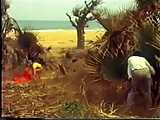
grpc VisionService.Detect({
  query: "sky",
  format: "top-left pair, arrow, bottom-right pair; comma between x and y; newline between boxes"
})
8,0 -> 135,21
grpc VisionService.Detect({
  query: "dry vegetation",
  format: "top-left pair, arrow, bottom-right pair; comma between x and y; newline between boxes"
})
1,48 -> 159,118
1,0 -> 160,119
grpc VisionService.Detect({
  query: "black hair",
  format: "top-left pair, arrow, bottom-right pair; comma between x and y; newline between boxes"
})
26,60 -> 33,67
132,51 -> 144,57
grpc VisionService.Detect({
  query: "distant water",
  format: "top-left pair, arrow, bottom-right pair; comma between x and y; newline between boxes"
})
16,20 -> 104,31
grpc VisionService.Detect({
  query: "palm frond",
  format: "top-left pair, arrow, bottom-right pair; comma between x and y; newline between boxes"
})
85,0 -> 160,109
85,45 -> 129,81
85,30 -> 137,81
135,0 -> 159,5
1,0 -> 10,16
18,31 -> 38,50
86,7 -> 140,81
10,17 -> 23,35
137,22 -> 160,67
92,8 -> 125,32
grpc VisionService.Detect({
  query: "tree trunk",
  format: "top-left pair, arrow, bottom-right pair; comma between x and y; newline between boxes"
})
76,26 -> 85,49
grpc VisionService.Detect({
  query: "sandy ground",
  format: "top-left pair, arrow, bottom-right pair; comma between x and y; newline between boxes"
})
3,30 -> 158,118
6,30 -> 105,58
36,30 -> 105,48
7,30 -> 105,48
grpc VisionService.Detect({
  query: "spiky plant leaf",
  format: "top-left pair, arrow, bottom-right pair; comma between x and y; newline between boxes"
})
85,29 -> 137,81
86,46 -> 130,81
136,21 -> 160,107
86,0 -> 159,82
86,7 -> 141,81
135,0 -> 159,6
1,0 -> 10,16
17,31 -> 47,65
101,57 -> 128,80
137,22 -> 160,68
18,31 -> 38,50
92,9 -> 125,33
146,34 -> 160,51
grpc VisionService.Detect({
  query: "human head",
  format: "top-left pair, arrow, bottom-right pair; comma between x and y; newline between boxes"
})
26,60 -> 33,67
132,51 -> 143,57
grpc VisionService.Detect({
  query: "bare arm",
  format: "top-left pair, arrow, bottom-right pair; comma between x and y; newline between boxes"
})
145,59 -> 156,75
127,61 -> 132,78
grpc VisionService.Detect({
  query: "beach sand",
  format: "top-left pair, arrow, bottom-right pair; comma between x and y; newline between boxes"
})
7,29 -> 105,49
33,30 -> 105,48
6,30 -> 105,58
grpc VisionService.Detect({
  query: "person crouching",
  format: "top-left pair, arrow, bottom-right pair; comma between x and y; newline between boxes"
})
26,60 -> 43,79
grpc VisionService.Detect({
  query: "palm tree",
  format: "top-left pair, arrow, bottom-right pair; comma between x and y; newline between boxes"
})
1,0 -> 23,40
86,8 -> 139,81
85,0 -> 160,109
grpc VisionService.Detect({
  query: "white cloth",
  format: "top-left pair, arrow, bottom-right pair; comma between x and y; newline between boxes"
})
127,56 -> 155,78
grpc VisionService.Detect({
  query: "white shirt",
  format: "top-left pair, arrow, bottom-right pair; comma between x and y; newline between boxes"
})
127,56 -> 155,78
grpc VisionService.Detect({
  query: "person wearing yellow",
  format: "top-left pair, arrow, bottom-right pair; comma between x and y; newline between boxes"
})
32,62 -> 43,75
27,60 -> 43,78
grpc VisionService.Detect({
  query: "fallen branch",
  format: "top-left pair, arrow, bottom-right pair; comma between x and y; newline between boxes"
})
94,101 -> 119,118
57,63 -> 67,75
80,76 -> 90,107
90,78 -> 102,83
109,103 -> 118,115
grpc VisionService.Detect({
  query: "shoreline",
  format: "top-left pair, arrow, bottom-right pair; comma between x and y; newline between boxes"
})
26,29 -> 105,32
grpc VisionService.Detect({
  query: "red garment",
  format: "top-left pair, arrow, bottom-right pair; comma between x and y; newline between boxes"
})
12,70 -> 32,82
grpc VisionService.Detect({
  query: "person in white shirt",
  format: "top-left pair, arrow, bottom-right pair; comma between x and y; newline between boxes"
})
126,51 -> 156,112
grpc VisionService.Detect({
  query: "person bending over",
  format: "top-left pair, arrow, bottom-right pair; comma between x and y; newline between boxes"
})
26,60 -> 43,79
126,52 -> 156,112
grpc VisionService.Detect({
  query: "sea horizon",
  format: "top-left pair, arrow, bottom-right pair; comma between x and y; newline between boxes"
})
16,20 -> 104,31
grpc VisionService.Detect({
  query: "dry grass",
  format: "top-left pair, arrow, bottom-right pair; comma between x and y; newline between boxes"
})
2,30 -> 159,118
2,49 -> 158,118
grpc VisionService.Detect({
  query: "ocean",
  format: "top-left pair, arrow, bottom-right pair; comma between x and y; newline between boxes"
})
16,20 -> 104,31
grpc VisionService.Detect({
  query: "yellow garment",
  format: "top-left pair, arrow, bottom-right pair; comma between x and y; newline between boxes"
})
32,62 -> 43,71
